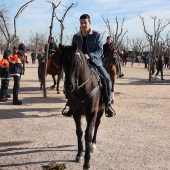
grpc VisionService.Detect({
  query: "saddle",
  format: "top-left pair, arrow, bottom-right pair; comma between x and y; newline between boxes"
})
87,62 -> 108,106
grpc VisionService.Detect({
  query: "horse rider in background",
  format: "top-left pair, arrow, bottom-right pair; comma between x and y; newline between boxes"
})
47,37 -> 58,70
103,36 -> 113,61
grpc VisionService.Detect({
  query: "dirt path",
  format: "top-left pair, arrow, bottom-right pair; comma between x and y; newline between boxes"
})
0,56 -> 170,170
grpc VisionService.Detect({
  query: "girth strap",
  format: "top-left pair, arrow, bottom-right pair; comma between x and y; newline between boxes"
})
87,84 -> 99,99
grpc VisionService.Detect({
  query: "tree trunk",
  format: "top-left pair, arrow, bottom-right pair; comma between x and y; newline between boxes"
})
43,43 -> 49,97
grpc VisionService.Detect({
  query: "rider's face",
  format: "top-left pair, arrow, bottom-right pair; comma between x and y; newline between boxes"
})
19,50 -> 25,55
80,18 -> 91,32
107,38 -> 111,44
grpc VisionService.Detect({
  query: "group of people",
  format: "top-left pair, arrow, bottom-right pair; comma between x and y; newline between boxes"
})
0,43 -> 26,105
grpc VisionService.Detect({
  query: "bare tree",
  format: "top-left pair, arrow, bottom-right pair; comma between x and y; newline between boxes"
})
29,31 -> 47,51
43,0 -> 61,97
0,10 -> 10,48
54,2 -> 78,44
14,0 -> 34,38
99,30 -> 106,40
46,0 -> 61,41
102,16 -> 128,48
0,0 -> 34,49
139,15 -> 170,81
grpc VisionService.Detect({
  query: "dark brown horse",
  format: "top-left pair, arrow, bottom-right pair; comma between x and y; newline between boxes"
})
60,44 -> 105,170
103,48 -> 117,104
38,48 -> 62,93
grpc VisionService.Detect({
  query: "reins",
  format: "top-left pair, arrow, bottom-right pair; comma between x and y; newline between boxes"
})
76,74 -> 92,89
52,59 -> 59,68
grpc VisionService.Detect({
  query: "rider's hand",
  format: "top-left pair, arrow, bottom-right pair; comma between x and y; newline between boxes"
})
84,54 -> 90,59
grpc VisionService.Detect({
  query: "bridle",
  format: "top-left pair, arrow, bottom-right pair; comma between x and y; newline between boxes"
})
74,51 -> 92,89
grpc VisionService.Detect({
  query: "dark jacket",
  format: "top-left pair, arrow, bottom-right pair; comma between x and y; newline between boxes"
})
49,42 -> 57,55
72,29 -> 103,66
9,52 -> 23,76
103,43 -> 113,59
156,59 -> 164,70
0,58 -> 10,79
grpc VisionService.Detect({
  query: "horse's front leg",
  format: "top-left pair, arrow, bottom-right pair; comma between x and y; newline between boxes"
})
111,81 -> 114,104
73,114 -> 84,163
91,109 -> 104,153
83,113 -> 95,170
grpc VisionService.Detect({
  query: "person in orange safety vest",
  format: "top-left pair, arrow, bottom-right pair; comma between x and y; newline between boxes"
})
9,43 -> 24,105
0,50 -> 11,102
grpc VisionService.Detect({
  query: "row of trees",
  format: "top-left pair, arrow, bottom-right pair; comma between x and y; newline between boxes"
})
0,0 -> 78,52
1,0 -> 170,80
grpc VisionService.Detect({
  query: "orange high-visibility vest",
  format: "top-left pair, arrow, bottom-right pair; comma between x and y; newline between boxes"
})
0,58 -> 9,68
9,54 -> 22,64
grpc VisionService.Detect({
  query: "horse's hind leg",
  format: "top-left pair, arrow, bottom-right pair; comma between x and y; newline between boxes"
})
73,114 -> 84,163
56,74 -> 61,94
91,109 -> 104,153
40,82 -> 43,90
50,75 -> 56,90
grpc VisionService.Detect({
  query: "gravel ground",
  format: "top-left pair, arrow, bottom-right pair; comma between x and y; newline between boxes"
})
0,54 -> 170,170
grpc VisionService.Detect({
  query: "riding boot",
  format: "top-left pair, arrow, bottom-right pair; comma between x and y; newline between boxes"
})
105,103 -> 115,117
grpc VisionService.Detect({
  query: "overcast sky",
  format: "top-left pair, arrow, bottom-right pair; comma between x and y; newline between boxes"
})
2,0 -> 170,46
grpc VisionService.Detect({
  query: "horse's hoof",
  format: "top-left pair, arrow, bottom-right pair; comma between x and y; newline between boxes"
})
111,100 -> 114,104
57,91 -> 60,94
75,156 -> 83,163
90,143 -> 96,153
50,86 -> 53,90
83,165 -> 90,170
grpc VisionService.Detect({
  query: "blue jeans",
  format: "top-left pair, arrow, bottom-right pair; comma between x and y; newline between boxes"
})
90,63 -> 111,103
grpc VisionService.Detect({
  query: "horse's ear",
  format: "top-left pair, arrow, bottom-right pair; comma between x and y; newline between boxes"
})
72,42 -> 78,51
58,43 -> 64,50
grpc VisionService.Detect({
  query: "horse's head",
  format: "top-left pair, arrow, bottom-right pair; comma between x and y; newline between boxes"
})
61,43 -> 84,92
108,48 -> 118,65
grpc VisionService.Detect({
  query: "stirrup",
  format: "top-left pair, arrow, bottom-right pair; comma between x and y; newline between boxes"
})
105,105 -> 116,117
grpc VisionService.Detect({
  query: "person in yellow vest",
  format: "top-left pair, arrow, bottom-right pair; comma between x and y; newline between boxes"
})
0,50 -> 11,102
9,43 -> 24,105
